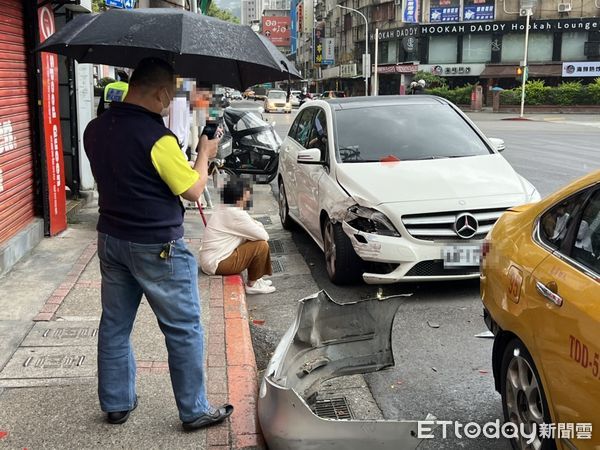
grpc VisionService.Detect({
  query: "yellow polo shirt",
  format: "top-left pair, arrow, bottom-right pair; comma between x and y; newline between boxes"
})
150,135 -> 199,196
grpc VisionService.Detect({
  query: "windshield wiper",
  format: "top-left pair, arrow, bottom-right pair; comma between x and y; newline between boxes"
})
408,155 -> 451,160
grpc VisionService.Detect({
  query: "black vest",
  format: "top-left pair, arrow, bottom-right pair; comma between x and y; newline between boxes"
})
84,102 -> 185,244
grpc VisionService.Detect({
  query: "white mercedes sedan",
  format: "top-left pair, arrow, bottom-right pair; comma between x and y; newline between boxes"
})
277,96 -> 540,284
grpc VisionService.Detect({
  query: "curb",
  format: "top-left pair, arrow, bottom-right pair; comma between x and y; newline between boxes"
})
207,275 -> 265,450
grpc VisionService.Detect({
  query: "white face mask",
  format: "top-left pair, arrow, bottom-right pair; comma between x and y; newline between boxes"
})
160,88 -> 172,117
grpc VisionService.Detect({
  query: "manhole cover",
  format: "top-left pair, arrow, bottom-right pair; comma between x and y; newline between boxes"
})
271,259 -> 285,273
256,216 -> 272,225
314,397 -> 353,420
268,239 -> 285,254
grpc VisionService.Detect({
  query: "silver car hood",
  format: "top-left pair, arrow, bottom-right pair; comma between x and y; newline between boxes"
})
258,291 -> 425,449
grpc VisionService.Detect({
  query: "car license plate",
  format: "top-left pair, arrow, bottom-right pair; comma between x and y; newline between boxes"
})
442,245 -> 481,267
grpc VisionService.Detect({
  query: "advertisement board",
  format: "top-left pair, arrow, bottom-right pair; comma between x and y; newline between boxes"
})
402,0 -> 419,23
323,38 -> 335,65
290,0 -> 298,53
463,0 -> 495,21
429,0 -> 460,22
314,20 -> 325,64
262,16 -> 291,46
38,5 -> 67,236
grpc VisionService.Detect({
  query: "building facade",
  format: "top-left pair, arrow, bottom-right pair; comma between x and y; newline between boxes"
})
290,0 -> 600,95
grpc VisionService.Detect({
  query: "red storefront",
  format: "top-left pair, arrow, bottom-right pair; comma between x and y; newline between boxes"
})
0,0 -> 69,276
0,0 -> 37,247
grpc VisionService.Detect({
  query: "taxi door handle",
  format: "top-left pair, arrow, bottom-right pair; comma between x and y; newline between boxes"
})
535,280 -> 563,307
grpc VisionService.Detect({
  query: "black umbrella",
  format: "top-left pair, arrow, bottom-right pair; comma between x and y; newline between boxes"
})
36,8 -> 300,90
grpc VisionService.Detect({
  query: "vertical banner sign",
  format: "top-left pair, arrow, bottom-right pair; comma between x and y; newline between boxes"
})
297,1 -> 304,36
323,38 -> 335,65
402,0 -> 419,23
290,0 -> 298,53
38,6 -> 67,235
303,0 -> 313,34
313,20 -> 325,64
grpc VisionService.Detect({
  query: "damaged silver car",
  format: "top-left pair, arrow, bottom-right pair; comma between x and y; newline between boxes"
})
258,291 -> 425,449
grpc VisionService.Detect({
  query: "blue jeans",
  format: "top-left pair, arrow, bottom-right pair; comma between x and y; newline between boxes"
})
97,232 -> 209,422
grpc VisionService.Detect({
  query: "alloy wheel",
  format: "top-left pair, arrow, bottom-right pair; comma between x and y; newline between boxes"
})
505,354 -> 544,450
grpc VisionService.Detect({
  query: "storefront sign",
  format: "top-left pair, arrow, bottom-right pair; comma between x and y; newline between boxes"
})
371,17 -> 600,40
322,66 -> 340,79
340,63 -> 358,78
323,38 -> 335,65
314,21 -> 325,64
376,64 -> 419,74
262,16 -> 291,46
38,5 -> 67,236
562,62 -> 600,77
420,63 -> 486,76
402,36 -> 417,52
402,0 -> 418,23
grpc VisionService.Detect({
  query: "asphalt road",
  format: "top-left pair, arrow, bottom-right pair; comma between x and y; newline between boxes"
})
238,99 -> 599,449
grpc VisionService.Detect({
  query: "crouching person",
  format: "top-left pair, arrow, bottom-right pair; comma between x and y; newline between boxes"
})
199,176 -> 275,294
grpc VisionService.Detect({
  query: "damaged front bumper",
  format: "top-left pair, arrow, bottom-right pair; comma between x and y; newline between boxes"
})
257,291 -> 424,450
341,221 -> 480,284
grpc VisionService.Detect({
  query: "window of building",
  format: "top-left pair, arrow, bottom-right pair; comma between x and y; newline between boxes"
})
462,34 -> 491,63
502,33 -> 553,63
429,35 -> 458,64
562,32 -> 587,61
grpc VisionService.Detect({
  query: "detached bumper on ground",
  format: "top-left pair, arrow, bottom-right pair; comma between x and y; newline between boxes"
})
257,291 -> 423,450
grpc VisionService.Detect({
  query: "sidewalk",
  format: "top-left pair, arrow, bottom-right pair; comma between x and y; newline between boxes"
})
0,193 -> 263,449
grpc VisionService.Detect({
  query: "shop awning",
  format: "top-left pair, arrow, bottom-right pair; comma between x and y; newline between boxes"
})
480,64 -> 563,78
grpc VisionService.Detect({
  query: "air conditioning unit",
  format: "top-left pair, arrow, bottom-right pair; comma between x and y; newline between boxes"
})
394,0 -> 402,5
558,3 -> 572,12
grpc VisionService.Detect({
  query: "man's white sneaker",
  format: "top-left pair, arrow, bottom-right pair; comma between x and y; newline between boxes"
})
245,278 -> 276,294
261,278 -> 273,286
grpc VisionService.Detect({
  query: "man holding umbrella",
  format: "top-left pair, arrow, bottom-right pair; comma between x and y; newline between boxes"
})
84,57 -> 233,430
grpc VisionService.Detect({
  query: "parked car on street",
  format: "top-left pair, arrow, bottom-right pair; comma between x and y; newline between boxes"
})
277,96 -> 540,284
230,90 -> 243,101
481,169 -> 600,450
321,90 -> 346,99
264,90 -> 292,113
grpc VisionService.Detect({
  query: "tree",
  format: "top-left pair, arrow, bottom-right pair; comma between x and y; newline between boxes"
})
92,0 -> 106,12
206,3 -> 240,24
413,70 -> 447,88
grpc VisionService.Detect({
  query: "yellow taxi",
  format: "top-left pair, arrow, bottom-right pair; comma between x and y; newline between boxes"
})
481,169 -> 600,450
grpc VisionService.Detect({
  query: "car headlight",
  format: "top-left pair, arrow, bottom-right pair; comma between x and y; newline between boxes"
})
346,206 -> 400,237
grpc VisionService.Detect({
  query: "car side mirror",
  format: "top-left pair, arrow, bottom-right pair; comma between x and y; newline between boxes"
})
489,137 -> 506,152
297,148 -> 324,164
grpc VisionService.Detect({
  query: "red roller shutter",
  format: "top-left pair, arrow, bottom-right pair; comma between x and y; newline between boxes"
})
0,0 -> 36,244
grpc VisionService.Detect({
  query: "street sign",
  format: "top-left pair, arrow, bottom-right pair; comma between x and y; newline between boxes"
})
105,0 -> 134,9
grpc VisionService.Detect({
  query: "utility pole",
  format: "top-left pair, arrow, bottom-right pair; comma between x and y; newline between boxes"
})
519,8 -> 531,118
336,4 -> 368,96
